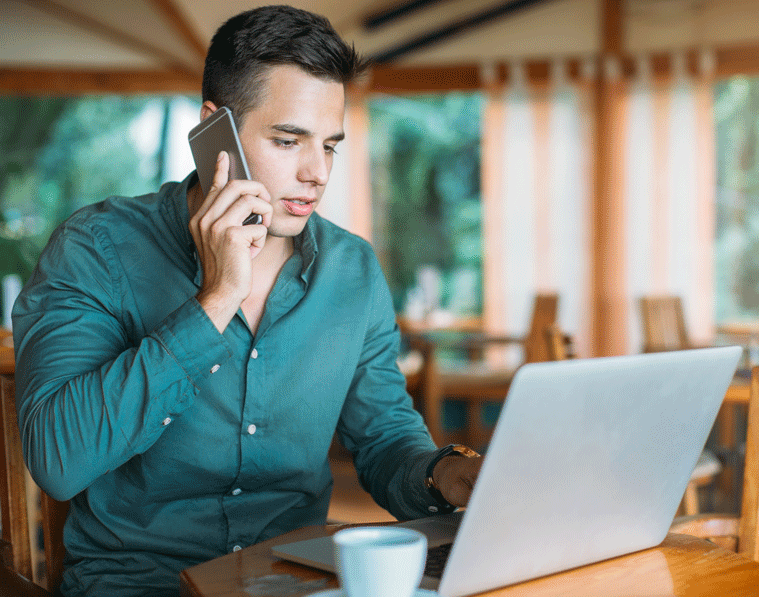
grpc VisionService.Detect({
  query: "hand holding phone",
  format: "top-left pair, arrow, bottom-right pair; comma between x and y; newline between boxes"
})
188,107 -> 262,226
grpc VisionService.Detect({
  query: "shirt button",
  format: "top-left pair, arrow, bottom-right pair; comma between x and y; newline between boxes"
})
232,488 -> 242,496
428,505 -> 439,513
210,364 -> 220,374
247,424 -> 257,435
233,545 -> 242,552
162,417 -> 172,426
250,348 -> 258,359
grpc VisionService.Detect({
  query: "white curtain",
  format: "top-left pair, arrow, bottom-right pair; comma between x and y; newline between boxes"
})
491,60 -> 592,356
624,53 -> 714,352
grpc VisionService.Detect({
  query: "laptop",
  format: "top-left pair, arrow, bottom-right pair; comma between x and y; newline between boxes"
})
272,346 -> 742,597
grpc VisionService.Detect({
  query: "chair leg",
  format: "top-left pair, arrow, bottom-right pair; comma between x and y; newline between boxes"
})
683,480 -> 700,516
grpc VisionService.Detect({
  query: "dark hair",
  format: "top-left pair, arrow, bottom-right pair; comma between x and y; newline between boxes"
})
202,5 -> 369,124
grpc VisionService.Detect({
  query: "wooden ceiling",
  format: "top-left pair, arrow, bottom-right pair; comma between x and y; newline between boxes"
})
3,0 -> 759,94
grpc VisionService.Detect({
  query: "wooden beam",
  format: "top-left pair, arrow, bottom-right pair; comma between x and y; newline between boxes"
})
4,39 -> 759,96
0,69 -> 201,95
363,0 -> 449,29
20,0 -> 202,77
370,0 -> 556,63
601,0 -> 623,55
147,0 -> 207,64
367,64 -> 482,92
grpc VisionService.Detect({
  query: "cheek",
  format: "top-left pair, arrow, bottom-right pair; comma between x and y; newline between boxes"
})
247,150 -> 285,187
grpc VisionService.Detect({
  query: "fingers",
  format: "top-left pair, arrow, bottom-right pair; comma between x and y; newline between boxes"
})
203,182 -> 271,228
189,152 -> 273,251
437,455 -> 483,508
194,151 -> 231,223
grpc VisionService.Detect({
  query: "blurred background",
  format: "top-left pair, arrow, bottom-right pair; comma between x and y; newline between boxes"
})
2,0 -> 759,359
6,0 -> 759,558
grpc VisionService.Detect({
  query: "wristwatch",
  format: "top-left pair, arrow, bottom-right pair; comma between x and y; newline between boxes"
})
425,444 -> 480,511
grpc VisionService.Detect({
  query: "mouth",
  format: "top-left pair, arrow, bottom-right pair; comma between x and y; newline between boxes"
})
282,197 -> 316,217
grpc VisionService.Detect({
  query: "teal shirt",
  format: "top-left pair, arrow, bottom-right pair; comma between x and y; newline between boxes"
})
12,173 -> 443,596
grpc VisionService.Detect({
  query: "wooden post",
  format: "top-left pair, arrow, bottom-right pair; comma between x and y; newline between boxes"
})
590,0 -> 628,357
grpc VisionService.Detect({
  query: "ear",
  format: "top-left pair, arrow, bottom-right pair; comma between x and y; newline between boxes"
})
200,101 -> 220,122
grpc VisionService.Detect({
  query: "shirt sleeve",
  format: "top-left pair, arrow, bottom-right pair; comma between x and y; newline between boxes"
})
335,262 -> 449,520
12,220 -> 230,501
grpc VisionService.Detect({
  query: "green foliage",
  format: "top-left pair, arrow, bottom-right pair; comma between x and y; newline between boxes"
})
714,78 -> 759,320
369,93 -> 483,314
0,95 -> 196,286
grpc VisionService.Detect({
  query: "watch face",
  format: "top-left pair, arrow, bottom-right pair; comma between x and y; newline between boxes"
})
452,445 -> 480,458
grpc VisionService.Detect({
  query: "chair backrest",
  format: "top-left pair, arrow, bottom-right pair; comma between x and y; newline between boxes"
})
524,293 -> 559,363
739,367 -> 759,560
639,295 -> 690,353
0,374 -> 68,592
545,324 -> 576,361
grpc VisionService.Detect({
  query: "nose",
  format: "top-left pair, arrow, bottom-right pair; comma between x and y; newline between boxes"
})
299,145 -> 330,186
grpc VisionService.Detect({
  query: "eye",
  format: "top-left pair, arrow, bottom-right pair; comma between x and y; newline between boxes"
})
274,138 -> 297,148
325,145 -> 338,155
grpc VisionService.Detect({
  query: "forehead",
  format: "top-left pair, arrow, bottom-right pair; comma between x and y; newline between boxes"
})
242,65 -> 345,133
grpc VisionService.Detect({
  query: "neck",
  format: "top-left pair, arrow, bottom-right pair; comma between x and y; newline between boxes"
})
254,234 -> 294,272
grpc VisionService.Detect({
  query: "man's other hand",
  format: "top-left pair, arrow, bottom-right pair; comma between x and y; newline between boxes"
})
433,452 -> 483,508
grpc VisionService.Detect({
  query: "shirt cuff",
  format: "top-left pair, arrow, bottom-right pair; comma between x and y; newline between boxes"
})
152,297 -> 232,388
404,447 -> 459,517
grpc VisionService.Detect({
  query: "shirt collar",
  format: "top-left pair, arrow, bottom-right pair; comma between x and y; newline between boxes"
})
161,170 -> 198,258
296,214 -> 319,284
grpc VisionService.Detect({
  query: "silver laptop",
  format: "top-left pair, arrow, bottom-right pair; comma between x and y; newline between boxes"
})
272,347 -> 742,597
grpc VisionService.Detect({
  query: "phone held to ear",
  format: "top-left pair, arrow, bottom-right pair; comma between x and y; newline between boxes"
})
188,106 -> 262,226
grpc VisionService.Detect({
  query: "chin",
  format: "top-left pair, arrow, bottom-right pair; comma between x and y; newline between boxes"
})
268,219 -> 310,239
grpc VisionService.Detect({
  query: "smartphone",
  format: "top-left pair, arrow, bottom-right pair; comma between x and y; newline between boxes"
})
188,106 -> 262,226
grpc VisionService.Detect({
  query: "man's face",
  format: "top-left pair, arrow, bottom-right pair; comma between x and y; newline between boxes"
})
237,65 -> 346,238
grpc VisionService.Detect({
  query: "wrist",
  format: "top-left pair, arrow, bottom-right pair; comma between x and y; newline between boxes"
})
196,288 -> 240,333
425,444 -> 479,511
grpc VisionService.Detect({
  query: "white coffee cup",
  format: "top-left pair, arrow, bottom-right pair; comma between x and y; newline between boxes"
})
332,526 -> 427,597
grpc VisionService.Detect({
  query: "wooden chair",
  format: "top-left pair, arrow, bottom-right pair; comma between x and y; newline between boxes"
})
1,373 -> 68,594
637,296 -> 725,513
639,295 -> 692,353
670,365 -> 759,561
545,324 -> 575,361
0,328 -> 13,376
545,324 -> 723,518
403,294 -> 559,449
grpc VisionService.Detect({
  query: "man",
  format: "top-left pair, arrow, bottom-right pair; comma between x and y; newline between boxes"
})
13,6 -> 481,596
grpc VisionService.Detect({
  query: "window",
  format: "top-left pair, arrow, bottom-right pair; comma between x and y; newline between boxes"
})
0,95 -> 200,326
714,77 -> 759,323
368,93 -> 484,320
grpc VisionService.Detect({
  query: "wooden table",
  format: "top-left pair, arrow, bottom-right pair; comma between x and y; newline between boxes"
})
717,321 -> 759,341
180,526 -> 759,597
725,373 -> 750,405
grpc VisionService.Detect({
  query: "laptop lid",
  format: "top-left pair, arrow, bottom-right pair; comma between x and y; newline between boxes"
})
272,347 -> 741,597
438,346 -> 741,597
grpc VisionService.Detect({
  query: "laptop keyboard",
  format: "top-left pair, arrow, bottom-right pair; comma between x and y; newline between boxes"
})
424,543 -> 453,578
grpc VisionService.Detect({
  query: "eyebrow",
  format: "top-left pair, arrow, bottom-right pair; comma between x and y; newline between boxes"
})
271,124 -> 345,142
